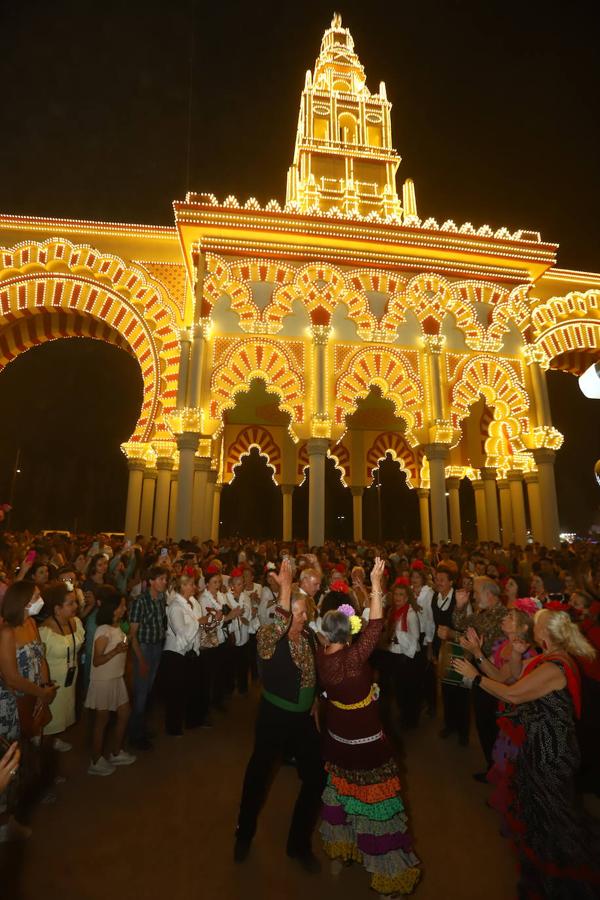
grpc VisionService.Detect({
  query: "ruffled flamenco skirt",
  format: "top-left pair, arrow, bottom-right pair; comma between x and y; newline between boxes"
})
320,759 -> 420,895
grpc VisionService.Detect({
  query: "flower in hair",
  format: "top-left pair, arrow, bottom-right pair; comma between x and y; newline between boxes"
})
514,597 -> 538,617
337,603 -> 355,617
330,580 -> 350,594
411,559 -> 425,570
394,576 -> 410,587
349,615 -> 362,635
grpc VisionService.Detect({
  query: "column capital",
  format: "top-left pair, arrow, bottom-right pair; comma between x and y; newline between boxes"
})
151,440 -> 177,460
312,325 -> 332,345
213,482 -> 223,495
497,478 -> 511,490
472,479 -> 485,491
420,334 -> 445,355
480,466 -> 497,481
416,487 -> 430,499
179,327 -> 193,343
194,455 -> 212,472
423,442 -> 450,461
281,483 -> 295,495
522,344 -> 550,370
507,469 -> 524,482
207,469 -> 218,485
306,437 -> 329,456
523,471 -> 539,485
532,448 -> 556,465
350,485 -> 364,497
121,440 -> 149,466
142,468 -> 158,481
156,457 -> 175,472
176,432 -> 200,453
126,458 -> 146,473
445,476 -> 461,491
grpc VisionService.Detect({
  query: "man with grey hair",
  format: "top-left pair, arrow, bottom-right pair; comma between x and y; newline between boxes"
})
452,575 -> 506,778
296,567 -> 322,624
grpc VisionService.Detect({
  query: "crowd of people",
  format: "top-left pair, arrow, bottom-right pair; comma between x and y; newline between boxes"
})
1,528 -> 600,896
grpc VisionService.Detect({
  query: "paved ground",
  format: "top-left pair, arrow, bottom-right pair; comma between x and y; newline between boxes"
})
1,687 -> 524,900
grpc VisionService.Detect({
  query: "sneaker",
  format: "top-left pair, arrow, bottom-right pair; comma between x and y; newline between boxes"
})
109,750 -> 137,766
53,738 -> 72,753
88,757 -> 116,777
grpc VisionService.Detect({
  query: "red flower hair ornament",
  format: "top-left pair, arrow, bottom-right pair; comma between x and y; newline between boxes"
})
329,580 -> 350,594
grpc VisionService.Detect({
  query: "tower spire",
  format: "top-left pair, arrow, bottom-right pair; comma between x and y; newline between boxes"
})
286,16 -> 403,218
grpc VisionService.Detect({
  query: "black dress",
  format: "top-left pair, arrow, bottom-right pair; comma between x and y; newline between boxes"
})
510,659 -> 600,899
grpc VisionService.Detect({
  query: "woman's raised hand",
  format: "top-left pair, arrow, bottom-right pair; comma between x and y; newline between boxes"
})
370,557 -> 385,591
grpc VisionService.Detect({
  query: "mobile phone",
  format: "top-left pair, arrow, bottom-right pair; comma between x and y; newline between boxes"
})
160,548 -> 169,558
25,550 -> 36,565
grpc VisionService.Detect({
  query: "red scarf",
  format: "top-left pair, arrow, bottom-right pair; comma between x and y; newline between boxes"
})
521,651 -> 582,718
390,603 -> 411,633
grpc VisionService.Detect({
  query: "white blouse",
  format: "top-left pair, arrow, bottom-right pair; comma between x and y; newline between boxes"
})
165,592 -> 203,656
387,607 -> 420,658
415,585 -> 435,644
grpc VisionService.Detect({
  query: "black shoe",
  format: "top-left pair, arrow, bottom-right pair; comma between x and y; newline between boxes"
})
472,771 -> 488,784
234,837 -> 251,863
130,737 -> 153,751
287,849 -> 322,874
458,734 -> 469,747
438,727 -> 453,739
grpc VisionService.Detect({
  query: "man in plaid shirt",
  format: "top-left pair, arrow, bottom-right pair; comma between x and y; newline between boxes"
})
129,565 -> 168,749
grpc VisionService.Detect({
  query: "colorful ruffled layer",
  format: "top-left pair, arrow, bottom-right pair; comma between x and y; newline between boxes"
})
320,760 -> 420,895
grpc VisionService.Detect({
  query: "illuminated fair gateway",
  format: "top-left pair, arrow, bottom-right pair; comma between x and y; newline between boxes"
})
1,14 -> 598,546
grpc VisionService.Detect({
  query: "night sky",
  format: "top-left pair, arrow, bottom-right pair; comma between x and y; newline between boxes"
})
1,0 -> 599,536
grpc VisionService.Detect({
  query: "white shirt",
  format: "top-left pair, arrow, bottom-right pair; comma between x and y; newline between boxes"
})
415,585 -> 435,644
258,585 -> 279,627
388,607 -> 420,658
199,589 -> 230,645
225,590 -> 253,646
165,592 -> 202,656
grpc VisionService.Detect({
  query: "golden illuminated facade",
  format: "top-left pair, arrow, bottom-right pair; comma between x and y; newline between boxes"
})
1,15 -> 599,547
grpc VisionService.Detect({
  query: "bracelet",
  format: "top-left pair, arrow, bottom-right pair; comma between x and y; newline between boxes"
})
472,675 -> 482,689
476,656 -> 484,665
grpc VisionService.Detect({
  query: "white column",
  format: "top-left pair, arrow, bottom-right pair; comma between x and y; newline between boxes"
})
417,488 -> 431,548
508,471 -> 528,547
424,444 -> 449,544
167,477 -> 178,539
211,483 -> 222,543
191,457 -> 211,540
351,486 -> 363,542
473,480 -> 488,542
174,432 -> 199,541
153,458 -> 174,541
281,484 -> 294,542
524,473 -> 543,545
497,479 -> 514,547
139,471 -> 157,538
532,449 -> 561,547
124,460 -> 145,541
307,438 -> 328,547
204,470 -> 217,541
480,467 -> 501,544
446,476 -> 462,544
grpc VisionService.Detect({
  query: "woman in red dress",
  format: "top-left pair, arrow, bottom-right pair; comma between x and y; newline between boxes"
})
317,558 -> 420,896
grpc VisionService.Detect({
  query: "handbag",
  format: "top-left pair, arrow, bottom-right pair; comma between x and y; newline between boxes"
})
16,693 -> 52,739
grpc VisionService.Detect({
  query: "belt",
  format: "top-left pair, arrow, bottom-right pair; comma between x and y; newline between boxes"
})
328,728 -> 383,746
329,683 -> 380,710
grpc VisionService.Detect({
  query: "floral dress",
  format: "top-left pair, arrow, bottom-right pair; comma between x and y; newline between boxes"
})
317,617 -> 420,896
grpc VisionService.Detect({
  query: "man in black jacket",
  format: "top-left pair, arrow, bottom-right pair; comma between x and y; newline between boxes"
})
234,560 -> 325,872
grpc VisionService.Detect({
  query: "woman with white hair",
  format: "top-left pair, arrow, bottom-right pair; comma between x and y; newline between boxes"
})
453,609 -> 600,898
317,558 -> 420,896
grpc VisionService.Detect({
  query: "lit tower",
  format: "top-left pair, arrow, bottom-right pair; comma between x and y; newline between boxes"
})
286,13 -> 414,219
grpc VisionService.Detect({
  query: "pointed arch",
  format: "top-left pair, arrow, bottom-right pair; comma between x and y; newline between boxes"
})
225,426 -> 281,484
209,339 -> 305,433
365,432 -> 420,488
334,346 -> 424,442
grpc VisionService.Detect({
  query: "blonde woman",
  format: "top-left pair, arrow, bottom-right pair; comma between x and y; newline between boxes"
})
453,609 -> 599,898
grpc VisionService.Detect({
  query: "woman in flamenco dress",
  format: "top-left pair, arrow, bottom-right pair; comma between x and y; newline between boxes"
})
317,557 -> 420,897
453,608 -> 600,899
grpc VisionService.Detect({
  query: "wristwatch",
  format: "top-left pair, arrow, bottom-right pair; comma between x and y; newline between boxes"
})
476,655 -> 484,665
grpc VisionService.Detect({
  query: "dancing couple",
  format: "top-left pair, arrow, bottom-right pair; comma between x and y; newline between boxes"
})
235,556 -> 420,896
